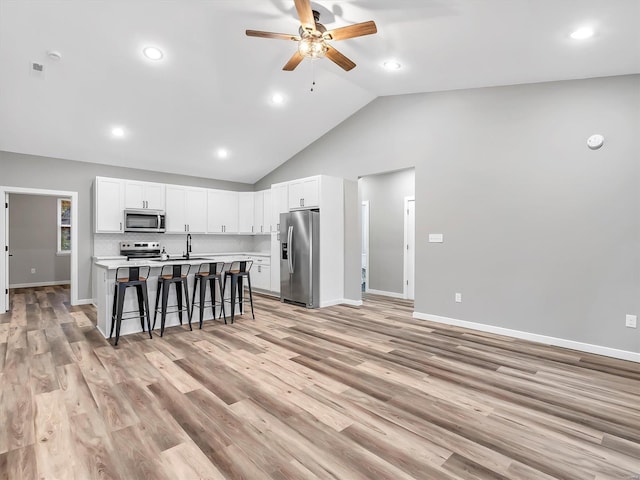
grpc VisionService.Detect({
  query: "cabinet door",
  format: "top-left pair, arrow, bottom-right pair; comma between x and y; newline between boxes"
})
124,181 -> 165,210
302,178 -> 320,208
95,177 -> 124,232
238,192 -> 254,234
208,190 -> 239,233
124,181 -> 145,209
270,232 -> 280,293
262,190 -> 272,233
185,188 -> 207,233
288,181 -> 304,210
165,185 -> 187,233
145,183 -> 165,210
252,264 -> 270,290
271,183 -> 288,231
253,191 -> 264,234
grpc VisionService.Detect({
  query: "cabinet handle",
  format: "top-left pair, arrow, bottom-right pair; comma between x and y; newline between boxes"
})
261,225 -> 263,233
258,266 -> 261,273
119,222 -> 122,231
299,198 -> 302,207
252,226 -> 254,233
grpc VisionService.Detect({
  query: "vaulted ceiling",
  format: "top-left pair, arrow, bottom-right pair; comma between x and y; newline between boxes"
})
1,0 -> 638,184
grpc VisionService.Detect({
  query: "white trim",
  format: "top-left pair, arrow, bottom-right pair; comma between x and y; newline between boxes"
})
341,298 -> 363,307
361,200 -> 370,292
75,298 -> 94,306
403,196 -> 415,300
366,288 -> 406,299
413,311 -> 640,363
9,281 -> 70,289
0,186 -> 79,312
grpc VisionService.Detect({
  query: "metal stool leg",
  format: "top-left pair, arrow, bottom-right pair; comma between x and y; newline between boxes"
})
135,284 -> 145,332
199,277 -> 207,329
109,283 -> 118,339
141,281 -> 152,339
175,282 -> 183,325
114,284 -> 126,346
160,280 -> 170,337
230,274 -> 237,324
183,278 -> 192,330
246,273 -> 255,319
153,280 -> 162,330
218,276 -> 227,324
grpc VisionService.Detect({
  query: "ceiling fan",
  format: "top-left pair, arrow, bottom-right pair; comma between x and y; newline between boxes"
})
246,0 -> 377,71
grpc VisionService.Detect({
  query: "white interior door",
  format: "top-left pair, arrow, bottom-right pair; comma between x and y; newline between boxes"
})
404,197 -> 415,300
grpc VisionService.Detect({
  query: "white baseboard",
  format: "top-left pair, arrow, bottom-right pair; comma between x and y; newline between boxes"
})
341,299 -> 363,307
413,311 -> 640,363
366,288 -> 406,299
74,298 -> 94,306
320,299 -> 345,308
9,281 -> 70,289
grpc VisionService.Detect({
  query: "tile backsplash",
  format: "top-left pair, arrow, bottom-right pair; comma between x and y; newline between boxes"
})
94,232 -> 267,257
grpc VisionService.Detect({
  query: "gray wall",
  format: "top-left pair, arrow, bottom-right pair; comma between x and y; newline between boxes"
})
8,194 -> 70,286
360,168 -> 415,294
0,151 -> 253,301
255,74 -> 640,354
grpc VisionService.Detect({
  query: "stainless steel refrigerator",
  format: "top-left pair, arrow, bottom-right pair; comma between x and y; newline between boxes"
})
280,210 -> 320,308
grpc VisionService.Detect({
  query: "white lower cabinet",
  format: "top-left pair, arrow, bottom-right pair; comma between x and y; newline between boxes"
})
250,256 -> 270,291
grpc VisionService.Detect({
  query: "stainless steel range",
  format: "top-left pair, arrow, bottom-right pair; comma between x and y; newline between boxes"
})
119,241 -> 161,260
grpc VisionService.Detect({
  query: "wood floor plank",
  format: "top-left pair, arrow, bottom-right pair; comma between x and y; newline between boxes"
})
1,286 -> 638,480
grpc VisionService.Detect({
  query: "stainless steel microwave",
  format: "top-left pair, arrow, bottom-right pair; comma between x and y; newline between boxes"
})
123,209 -> 166,233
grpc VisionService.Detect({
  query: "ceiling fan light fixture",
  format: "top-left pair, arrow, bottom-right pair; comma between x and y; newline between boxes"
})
298,34 -> 328,58
570,27 -> 594,40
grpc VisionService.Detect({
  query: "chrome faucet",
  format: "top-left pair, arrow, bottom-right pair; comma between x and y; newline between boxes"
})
186,234 -> 192,260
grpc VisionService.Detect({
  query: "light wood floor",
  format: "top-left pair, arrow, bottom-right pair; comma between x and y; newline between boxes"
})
0,286 -> 639,479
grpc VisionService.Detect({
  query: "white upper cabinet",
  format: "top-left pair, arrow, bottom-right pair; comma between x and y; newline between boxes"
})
288,177 -> 320,210
124,180 -> 165,210
253,189 -> 271,234
238,192 -> 254,234
207,189 -> 239,233
165,185 -> 207,233
95,177 -> 124,233
270,183 -> 288,232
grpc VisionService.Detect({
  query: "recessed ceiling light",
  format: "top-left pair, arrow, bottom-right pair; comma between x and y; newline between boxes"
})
570,27 -> 594,40
111,127 -> 125,138
217,148 -> 229,159
143,46 -> 164,60
271,93 -> 284,104
383,60 -> 402,71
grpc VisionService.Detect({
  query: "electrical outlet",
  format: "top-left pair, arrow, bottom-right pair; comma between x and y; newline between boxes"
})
30,268 -> 36,274
625,315 -> 637,328
455,292 -> 462,303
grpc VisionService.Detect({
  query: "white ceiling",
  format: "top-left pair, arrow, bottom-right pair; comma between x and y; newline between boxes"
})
1,0 -> 638,184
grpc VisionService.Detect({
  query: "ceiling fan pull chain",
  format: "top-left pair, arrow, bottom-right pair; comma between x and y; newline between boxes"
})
310,59 -> 316,92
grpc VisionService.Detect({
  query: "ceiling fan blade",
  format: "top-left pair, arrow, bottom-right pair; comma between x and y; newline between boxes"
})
294,0 -> 316,32
324,21 -> 377,41
325,45 -> 356,71
246,30 -> 300,41
283,51 -> 305,71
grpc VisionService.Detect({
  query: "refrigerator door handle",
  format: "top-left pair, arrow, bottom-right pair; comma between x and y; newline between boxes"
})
287,225 -> 294,274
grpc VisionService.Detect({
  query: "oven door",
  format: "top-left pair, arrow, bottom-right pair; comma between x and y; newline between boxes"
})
124,209 -> 164,232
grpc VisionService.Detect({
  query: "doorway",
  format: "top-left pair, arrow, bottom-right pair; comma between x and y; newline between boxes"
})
0,186 -> 79,313
361,200 -> 369,292
404,197 -> 415,300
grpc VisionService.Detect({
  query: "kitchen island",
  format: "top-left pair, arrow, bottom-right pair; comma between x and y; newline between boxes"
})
93,253 -> 271,339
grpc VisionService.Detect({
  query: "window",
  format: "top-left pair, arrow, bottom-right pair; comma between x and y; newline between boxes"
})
57,198 -> 71,254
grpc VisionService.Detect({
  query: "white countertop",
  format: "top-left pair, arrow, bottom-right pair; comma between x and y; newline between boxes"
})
94,251 -> 270,270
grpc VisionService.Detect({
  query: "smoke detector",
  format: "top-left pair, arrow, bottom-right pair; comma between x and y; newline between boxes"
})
47,50 -> 62,61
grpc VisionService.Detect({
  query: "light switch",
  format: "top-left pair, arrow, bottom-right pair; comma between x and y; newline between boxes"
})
626,315 -> 637,328
428,233 -> 444,243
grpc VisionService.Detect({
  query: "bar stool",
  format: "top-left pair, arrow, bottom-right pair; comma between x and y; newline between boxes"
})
152,264 -> 191,337
221,260 -> 254,324
110,266 -> 152,346
191,261 -> 227,328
